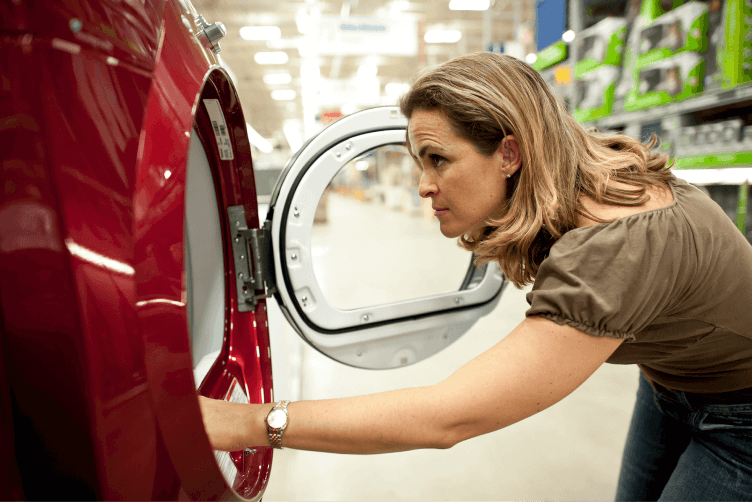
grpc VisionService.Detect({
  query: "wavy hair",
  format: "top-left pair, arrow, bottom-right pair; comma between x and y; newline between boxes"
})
399,52 -> 674,288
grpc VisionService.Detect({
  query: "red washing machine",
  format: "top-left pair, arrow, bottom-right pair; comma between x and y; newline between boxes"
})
0,0 -> 507,499
1,0 -> 273,498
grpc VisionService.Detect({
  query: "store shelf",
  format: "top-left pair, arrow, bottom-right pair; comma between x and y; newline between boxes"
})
586,82 -> 752,128
672,166 -> 752,185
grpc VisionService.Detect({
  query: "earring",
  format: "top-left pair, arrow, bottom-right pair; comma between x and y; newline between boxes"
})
506,173 -> 511,178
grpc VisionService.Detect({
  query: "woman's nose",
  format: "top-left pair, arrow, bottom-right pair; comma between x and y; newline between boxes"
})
418,173 -> 439,198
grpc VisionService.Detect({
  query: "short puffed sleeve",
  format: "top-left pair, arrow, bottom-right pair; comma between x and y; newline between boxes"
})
525,209 -> 689,341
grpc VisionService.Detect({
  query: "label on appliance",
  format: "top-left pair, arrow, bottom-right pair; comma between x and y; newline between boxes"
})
203,99 -> 234,161
213,379 -> 249,487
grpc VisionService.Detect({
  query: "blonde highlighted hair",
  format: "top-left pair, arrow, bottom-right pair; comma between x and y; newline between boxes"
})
399,52 -> 674,288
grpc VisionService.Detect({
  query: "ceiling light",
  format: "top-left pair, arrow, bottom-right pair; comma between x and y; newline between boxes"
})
562,30 -> 575,42
391,0 -> 410,11
263,73 -> 292,85
355,160 -> 370,171
296,7 -> 321,35
385,82 -> 410,97
357,63 -> 378,78
525,53 -> 538,65
240,26 -> 281,41
245,122 -> 273,153
254,52 -> 289,65
424,29 -> 462,44
271,89 -> 297,100
448,0 -> 490,10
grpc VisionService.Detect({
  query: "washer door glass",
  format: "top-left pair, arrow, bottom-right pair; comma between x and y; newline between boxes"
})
269,107 -> 508,370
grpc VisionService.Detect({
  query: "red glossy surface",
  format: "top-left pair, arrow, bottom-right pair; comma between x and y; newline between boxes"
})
0,0 -> 273,499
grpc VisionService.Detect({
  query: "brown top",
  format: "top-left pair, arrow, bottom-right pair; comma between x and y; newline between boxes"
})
526,176 -> 752,392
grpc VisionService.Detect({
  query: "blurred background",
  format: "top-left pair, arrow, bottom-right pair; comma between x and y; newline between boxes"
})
186,0 -> 751,499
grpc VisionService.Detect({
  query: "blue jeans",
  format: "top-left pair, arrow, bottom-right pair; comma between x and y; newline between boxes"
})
616,373 -> 752,501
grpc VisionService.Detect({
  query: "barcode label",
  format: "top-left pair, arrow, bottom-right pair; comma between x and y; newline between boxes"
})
203,99 -> 234,161
227,380 -> 249,404
214,450 -> 237,487
213,379 -> 249,487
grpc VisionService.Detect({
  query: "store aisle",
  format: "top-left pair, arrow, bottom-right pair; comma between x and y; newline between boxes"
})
263,194 -> 640,501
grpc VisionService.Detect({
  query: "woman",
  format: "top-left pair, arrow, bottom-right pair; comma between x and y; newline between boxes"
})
201,52 -> 752,500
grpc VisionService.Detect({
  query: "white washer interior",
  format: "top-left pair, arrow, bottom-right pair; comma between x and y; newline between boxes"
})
185,129 -> 225,386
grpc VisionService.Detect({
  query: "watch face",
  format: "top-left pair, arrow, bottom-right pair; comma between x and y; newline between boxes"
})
268,409 -> 287,429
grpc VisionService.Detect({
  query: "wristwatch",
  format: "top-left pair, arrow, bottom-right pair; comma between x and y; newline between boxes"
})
265,400 -> 290,449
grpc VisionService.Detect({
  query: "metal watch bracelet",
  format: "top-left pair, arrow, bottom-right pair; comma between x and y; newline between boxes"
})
266,400 -> 290,449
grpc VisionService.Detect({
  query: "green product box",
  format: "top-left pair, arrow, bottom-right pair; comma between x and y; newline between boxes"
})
533,41 -> 568,72
636,1 -> 709,70
574,17 -> 627,77
674,151 -> 752,168
720,0 -> 752,88
640,0 -> 686,22
573,66 -> 620,122
624,52 -> 705,111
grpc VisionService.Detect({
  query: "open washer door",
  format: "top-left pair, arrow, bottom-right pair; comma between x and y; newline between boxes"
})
266,107 -> 508,370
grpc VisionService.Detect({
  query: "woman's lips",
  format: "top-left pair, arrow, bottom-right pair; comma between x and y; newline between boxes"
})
433,207 -> 449,217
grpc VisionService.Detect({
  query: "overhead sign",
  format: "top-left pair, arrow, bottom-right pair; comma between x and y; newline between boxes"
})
308,15 -> 418,56
316,78 -> 381,107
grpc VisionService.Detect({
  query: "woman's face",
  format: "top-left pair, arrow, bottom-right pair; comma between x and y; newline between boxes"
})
407,109 -> 517,238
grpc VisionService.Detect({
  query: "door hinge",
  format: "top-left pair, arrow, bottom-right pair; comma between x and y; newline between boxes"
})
228,205 -> 277,312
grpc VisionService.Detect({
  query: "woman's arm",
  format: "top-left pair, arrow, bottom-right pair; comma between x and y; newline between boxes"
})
199,315 -> 624,453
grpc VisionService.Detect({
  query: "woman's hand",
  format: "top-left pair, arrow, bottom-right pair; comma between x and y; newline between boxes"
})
198,396 -> 270,451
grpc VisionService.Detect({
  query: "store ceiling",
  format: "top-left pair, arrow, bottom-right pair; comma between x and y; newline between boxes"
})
189,0 -> 535,156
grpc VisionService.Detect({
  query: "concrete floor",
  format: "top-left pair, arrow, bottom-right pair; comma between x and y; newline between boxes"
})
263,193 -> 640,501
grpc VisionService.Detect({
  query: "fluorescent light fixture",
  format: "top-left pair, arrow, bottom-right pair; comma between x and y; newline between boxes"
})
385,82 -> 410,97
357,63 -> 378,78
245,122 -> 273,153
240,26 -> 281,41
562,30 -> 575,42
254,52 -> 289,65
271,89 -> 297,100
283,120 -> 303,152
263,73 -> 292,85
449,0 -> 490,10
525,53 -> 538,65
296,7 -> 321,35
424,29 -> 462,44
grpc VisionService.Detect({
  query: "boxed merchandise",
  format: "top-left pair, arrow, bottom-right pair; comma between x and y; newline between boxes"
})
719,0 -> 752,88
532,41 -> 568,72
572,66 -> 621,122
703,0 -> 728,90
624,52 -> 704,111
699,123 -> 719,147
574,17 -> 628,77
717,118 -> 744,149
675,119 -> 747,156
636,1 -> 709,69
677,125 -> 698,155
742,126 -> 752,149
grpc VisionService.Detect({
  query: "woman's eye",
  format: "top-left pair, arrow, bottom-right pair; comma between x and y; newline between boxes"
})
429,154 -> 446,167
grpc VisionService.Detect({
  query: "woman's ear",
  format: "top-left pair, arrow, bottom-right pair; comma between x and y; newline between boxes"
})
499,135 -> 521,175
